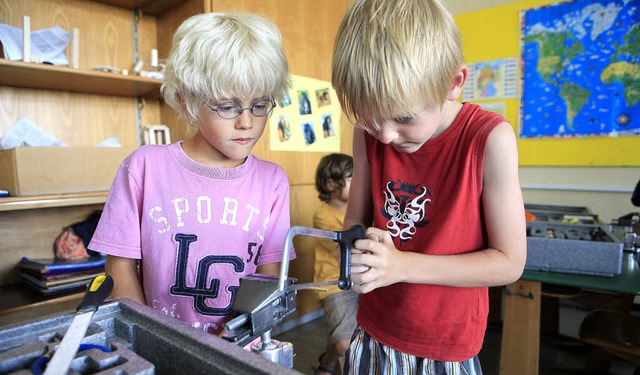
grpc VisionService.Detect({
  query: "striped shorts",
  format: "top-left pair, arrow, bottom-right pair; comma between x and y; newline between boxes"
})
343,327 -> 483,375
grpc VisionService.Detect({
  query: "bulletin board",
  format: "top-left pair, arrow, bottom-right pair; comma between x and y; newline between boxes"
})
455,0 -> 640,166
269,74 -> 341,153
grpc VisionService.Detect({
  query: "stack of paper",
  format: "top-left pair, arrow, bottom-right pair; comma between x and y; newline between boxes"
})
0,23 -> 71,65
0,117 -> 66,150
18,256 -> 106,296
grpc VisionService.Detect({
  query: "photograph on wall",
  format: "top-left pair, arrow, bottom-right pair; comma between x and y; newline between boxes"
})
298,90 -> 312,115
316,88 -> 332,107
280,92 -> 292,108
302,121 -> 317,145
269,75 -> 341,152
276,114 -> 291,142
520,0 -> 640,138
321,113 -> 335,138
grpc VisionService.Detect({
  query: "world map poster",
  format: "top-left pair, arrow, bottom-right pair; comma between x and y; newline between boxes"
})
520,0 -> 640,138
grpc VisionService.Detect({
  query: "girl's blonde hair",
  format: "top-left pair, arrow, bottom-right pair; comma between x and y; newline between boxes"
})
162,12 -> 291,124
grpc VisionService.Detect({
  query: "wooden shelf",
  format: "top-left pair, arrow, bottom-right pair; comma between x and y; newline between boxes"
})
0,192 -> 108,212
0,59 -> 162,97
95,0 -> 185,16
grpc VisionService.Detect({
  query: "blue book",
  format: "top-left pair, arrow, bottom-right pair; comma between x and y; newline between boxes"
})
18,256 -> 106,276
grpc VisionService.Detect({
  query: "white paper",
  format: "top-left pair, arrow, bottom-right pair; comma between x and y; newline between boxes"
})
96,137 -> 122,147
0,23 -> 71,65
0,117 -> 67,150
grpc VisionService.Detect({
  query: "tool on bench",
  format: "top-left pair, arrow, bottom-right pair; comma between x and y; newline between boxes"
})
43,274 -> 113,375
222,225 -> 366,367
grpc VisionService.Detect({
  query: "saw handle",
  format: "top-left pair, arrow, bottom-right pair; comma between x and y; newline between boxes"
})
77,274 -> 114,313
335,225 -> 367,290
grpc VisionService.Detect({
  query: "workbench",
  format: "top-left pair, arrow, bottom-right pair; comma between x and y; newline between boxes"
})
500,251 -> 640,374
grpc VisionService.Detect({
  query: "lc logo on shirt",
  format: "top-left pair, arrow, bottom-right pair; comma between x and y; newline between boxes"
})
169,233 -> 262,316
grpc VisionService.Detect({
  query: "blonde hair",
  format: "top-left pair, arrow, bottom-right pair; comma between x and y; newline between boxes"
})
162,12 -> 291,124
332,0 -> 463,129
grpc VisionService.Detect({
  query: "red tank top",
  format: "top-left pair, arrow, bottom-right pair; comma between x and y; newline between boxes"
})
358,102 -> 504,361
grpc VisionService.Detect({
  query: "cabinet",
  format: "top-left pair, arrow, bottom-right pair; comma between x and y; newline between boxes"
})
0,0 -> 211,149
0,1 -> 211,313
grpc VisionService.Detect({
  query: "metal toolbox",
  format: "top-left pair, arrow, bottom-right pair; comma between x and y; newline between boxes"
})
525,222 -> 623,277
0,299 -> 301,375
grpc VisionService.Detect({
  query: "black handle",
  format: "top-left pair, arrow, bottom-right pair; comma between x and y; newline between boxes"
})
77,274 -> 114,313
334,225 -> 367,290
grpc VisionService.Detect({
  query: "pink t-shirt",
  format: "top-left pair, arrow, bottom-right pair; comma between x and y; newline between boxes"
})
89,142 -> 294,334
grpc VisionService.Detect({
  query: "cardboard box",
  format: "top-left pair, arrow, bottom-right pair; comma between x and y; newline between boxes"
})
0,146 -> 134,196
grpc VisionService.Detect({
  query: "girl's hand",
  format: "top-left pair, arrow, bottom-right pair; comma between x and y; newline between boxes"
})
350,227 -> 403,294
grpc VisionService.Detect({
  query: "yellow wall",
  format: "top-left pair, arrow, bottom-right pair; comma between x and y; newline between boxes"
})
455,0 -> 640,166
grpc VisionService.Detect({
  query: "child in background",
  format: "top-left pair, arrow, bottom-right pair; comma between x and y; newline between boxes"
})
313,153 -> 358,375
88,12 -> 293,335
331,0 -> 527,374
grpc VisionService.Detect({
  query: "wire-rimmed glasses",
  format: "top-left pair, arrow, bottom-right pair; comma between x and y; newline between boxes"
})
205,99 -> 276,120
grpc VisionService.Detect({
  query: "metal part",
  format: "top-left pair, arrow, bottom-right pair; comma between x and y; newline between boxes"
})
285,280 -> 342,292
279,225 -> 366,292
222,274 -> 297,348
278,227 -> 337,291
251,332 -> 294,369
623,226 -> 638,251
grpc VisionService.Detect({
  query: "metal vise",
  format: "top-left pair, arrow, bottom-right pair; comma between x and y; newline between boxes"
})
222,225 -> 366,368
221,273 -> 296,366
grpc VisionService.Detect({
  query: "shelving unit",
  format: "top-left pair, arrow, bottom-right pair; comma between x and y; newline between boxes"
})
0,0 -> 212,319
0,0 -> 206,315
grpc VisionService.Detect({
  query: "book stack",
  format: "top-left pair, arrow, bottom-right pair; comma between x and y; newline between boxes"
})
18,256 -> 106,296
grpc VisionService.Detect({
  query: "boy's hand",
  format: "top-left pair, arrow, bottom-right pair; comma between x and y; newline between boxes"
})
350,227 -> 402,294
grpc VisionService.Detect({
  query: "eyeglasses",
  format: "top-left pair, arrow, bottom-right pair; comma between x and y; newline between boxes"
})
205,99 -> 276,120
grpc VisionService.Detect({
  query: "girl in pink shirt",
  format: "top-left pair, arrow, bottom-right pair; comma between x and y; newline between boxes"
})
89,12 -> 294,335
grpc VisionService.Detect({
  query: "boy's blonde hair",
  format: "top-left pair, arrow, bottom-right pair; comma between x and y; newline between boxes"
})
162,12 -> 291,124
332,0 -> 463,128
